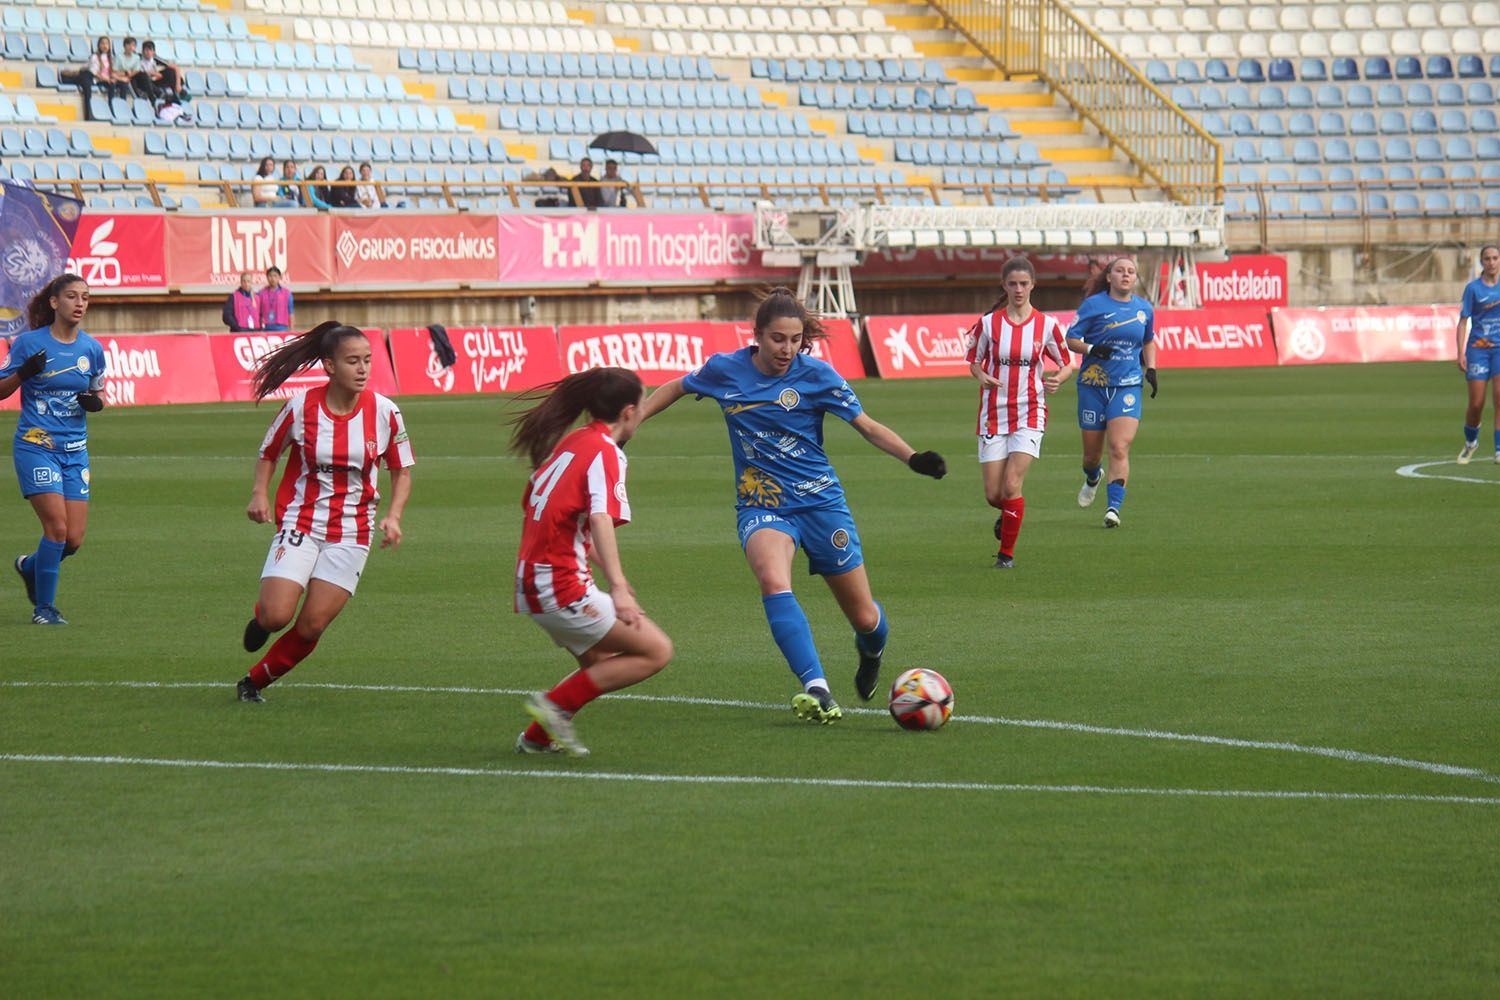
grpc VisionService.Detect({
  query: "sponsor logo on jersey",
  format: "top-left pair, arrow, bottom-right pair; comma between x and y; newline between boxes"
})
1080,365 -> 1109,386
778,388 -> 800,410
737,467 -> 783,508
21,427 -> 54,450
724,401 -> 773,415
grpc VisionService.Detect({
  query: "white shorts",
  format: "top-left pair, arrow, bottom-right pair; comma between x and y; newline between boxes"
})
260,530 -> 370,595
978,429 -> 1044,463
529,585 -> 617,656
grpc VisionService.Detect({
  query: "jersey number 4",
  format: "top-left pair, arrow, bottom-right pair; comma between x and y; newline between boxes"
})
526,451 -> 575,520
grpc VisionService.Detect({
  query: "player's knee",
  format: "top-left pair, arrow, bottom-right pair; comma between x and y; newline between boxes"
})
63,540 -> 82,558
294,618 -> 328,641
984,489 -> 1005,508
649,634 -> 674,671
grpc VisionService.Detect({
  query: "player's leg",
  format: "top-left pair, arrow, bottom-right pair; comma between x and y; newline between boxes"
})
744,520 -> 840,722
1103,415 -> 1140,527
245,578 -> 350,693
25,491 -> 68,623
1077,385 -> 1107,506
1459,367 -> 1485,462
996,448 -> 1034,565
1489,371 -> 1500,462
61,499 -> 88,559
244,531 -> 310,652
802,507 -> 880,706
979,432 -> 1008,543
239,541 -> 360,700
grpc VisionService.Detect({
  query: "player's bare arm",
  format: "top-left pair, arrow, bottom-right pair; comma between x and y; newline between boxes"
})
246,458 -> 276,523
640,377 -> 687,421
378,466 -> 411,549
588,512 -> 640,623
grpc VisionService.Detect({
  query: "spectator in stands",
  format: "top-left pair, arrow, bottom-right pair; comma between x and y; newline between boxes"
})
139,41 -> 181,100
78,36 -> 128,119
355,162 -> 383,208
276,159 -> 304,207
530,168 -> 566,208
255,266 -> 294,332
116,37 -> 150,101
599,159 -> 636,208
304,165 -> 335,209
223,272 -> 260,332
571,157 -> 603,210
329,165 -> 360,208
251,157 -> 287,208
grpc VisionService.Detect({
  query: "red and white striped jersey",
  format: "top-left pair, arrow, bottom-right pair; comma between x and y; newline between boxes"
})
258,385 -> 415,545
514,421 -> 631,614
964,308 -> 1072,436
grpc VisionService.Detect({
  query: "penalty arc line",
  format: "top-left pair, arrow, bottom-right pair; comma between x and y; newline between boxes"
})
2,753 -> 1498,807
5,679 -> 1497,788
1395,460 -> 1500,486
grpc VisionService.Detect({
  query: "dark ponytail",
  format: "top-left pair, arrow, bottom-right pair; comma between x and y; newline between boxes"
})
509,367 -> 644,468
252,320 -> 367,400
753,286 -> 825,350
26,274 -> 87,330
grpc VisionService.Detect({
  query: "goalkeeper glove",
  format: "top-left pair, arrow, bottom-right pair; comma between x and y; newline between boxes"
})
1084,343 -> 1112,360
1145,368 -> 1158,399
17,351 -> 47,380
77,392 -> 104,413
908,451 -> 946,479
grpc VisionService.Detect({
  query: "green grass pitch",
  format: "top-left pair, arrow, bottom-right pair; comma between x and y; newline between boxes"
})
2,361 -> 1498,997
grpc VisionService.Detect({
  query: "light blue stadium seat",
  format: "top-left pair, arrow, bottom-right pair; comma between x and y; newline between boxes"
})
1292,138 -> 1319,163
1350,111 -> 1377,135
1385,137 -> 1414,162
1259,86 -> 1286,109
1286,85 -> 1313,109
1204,58 -> 1232,84
1454,191 -> 1482,213
1395,57 -> 1422,80
1407,82 -> 1434,106
1379,110 -> 1407,134
1353,138 -> 1381,163
1328,165 -> 1355,187
1330,58 -> 1358,82
1317,111 -> 1345,135
1435,82 -> 1464,106
1445,136 -> 1475,159
1314,85 -> 1342,109
1375,83 -> 1404,107
1325,138 -> 1353,162
1456,55 -> 1486,78
1411,109 -> 1438,133
1237,59 -> 1265,84
1229,111 -> 1254,136
1418,163 -> 1446,182
1467,81 -> 1495,104
1474,109 -> 1498,133
1415,137 -> 1443,160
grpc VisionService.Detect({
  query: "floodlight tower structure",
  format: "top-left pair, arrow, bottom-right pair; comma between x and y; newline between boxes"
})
753,203 -> 865,318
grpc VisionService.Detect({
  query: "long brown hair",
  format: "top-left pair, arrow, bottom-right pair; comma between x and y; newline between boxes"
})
27,274 -> 87,330
509,367 -> 644,468
252,321 -> 368,400
982,256 -> 1037,315
1081,256 -> 1133,300
753,286 -> 825,351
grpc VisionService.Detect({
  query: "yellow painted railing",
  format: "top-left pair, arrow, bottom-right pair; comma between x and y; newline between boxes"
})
927,0 -> 1222,203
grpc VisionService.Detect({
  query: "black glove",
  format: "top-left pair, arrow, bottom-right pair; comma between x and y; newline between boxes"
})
1145,367 -> 1158,399
77,392 -> 104,413
17,351 -> 46,380
1084,343 -> 1112,360
908,451 -> 946,479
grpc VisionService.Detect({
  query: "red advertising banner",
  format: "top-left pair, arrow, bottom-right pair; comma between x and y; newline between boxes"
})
1160,254 -> 1288,309
97,333 -> 220,406
728,317 -> 867,380
497,212 -> 774,285
386,325 -> 563,396
557,321 -> 739,386
208,329 -> 397,402
863,314 -> 976,379
1271,305 -> 1459,365
1150,308 -> 1279,368
68,213 -> 168,291
332,214 -> 499,286
165,213 -> 333,290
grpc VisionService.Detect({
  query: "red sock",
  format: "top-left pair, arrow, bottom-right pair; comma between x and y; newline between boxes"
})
998,496 -> 1025,557
248,630 -> 319,689
546,669 -> 602,714
522,722 -> 551,745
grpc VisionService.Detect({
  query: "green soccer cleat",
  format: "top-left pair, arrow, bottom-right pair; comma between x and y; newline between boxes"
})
791,688 -> 843,724
524,693 -> 590,757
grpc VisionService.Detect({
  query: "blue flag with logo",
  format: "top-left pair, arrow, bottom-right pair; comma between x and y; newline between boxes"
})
0,181 -> 85,339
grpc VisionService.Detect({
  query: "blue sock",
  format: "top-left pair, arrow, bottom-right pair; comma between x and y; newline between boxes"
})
32,537 -> 65,610
855,601 -> 887,658
1465,424 -> 1480,446
1493,429 -> 1499,452
762,592 -> 826,690
1082,464 -> 1101,485
1106,481 -> 1126,511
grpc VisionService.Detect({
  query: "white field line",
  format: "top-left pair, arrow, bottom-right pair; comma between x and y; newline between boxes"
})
5,679 -> 1497,788
100,453 -> 1428,463
2,753 -> 1497,806
1395,460 -> 1500,485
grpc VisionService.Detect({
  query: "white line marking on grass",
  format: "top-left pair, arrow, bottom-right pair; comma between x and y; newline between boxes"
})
6,680 -> 1497,787
1396,460 -> 1500,485
2,753 -> 1497,806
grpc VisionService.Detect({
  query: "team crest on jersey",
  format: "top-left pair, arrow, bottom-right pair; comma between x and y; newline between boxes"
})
366,440 -> 379,461
737,467 -> 783,507
274,545 -> 286,562
614,481 -> 628,504
831,528 -> 850,549
76,356 -> 90,374
1080,365 -> 1109,386
81,468 -> 90,485
778,388 -> 800,410
1124,393 -> 1136,406
21,427 -> 54,449
1136,311 -> 1146,324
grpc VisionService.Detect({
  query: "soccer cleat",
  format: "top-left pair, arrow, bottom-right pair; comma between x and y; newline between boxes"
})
236,677 -> 264,703
515,732 -> 565,754
1078,476 -> 1101,507
31,605 -> 67,625
14,556 -> 36,607
854,647 -> 883,702
993,553 -> 1015,569
791,688 -> 843,724
992,515 -> 1004,540
524,693 -> 590,756
1103,508 -> 1121,528
1457,442 -> 1478,464
1494,452 -> 1500,465
243,616 -> 270,653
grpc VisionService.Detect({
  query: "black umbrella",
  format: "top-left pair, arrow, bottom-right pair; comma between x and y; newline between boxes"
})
589,131 -> 657,155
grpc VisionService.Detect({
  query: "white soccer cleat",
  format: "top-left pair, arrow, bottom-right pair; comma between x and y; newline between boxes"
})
1103,508 -> 1121,528
1457,442 -> 1478,464
1494,452 -> 1500,465
524,693 -> 590,757
1077,477 -> 1100,507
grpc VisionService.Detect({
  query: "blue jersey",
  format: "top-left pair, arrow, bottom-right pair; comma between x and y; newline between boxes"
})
1460,277 -> 1500,347
1069,293 -> 1154,388
682,347 -> 863,512
0,327 -> 106,452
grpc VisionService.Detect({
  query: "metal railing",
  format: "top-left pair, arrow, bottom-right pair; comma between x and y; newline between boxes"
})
927,0 -> 1222,204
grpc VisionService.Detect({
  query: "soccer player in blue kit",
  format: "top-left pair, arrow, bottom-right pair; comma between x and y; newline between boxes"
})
0,274 -> 107,624
641,288 -> 947,723
1455,244 -> 1500,464
1065,257 -> 1156,528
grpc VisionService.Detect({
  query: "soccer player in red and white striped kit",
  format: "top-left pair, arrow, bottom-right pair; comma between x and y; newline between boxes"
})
965,257 -> 1080,568
510,367 -> 673,756
235,322 -> 414,702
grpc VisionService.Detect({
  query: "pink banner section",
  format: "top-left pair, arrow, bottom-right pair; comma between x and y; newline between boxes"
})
97,334 -> 220,406
497,213 -> 775,284
1271,305 -> 1459,365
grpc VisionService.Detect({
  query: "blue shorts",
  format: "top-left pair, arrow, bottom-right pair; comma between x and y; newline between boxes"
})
737,505 -> 864,577
1464,342 -> 1500,381
14,442 -> 91,500
1077,384 -> 1144,430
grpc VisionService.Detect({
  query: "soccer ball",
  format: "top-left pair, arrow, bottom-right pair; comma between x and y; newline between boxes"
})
888,668 -> 954,731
